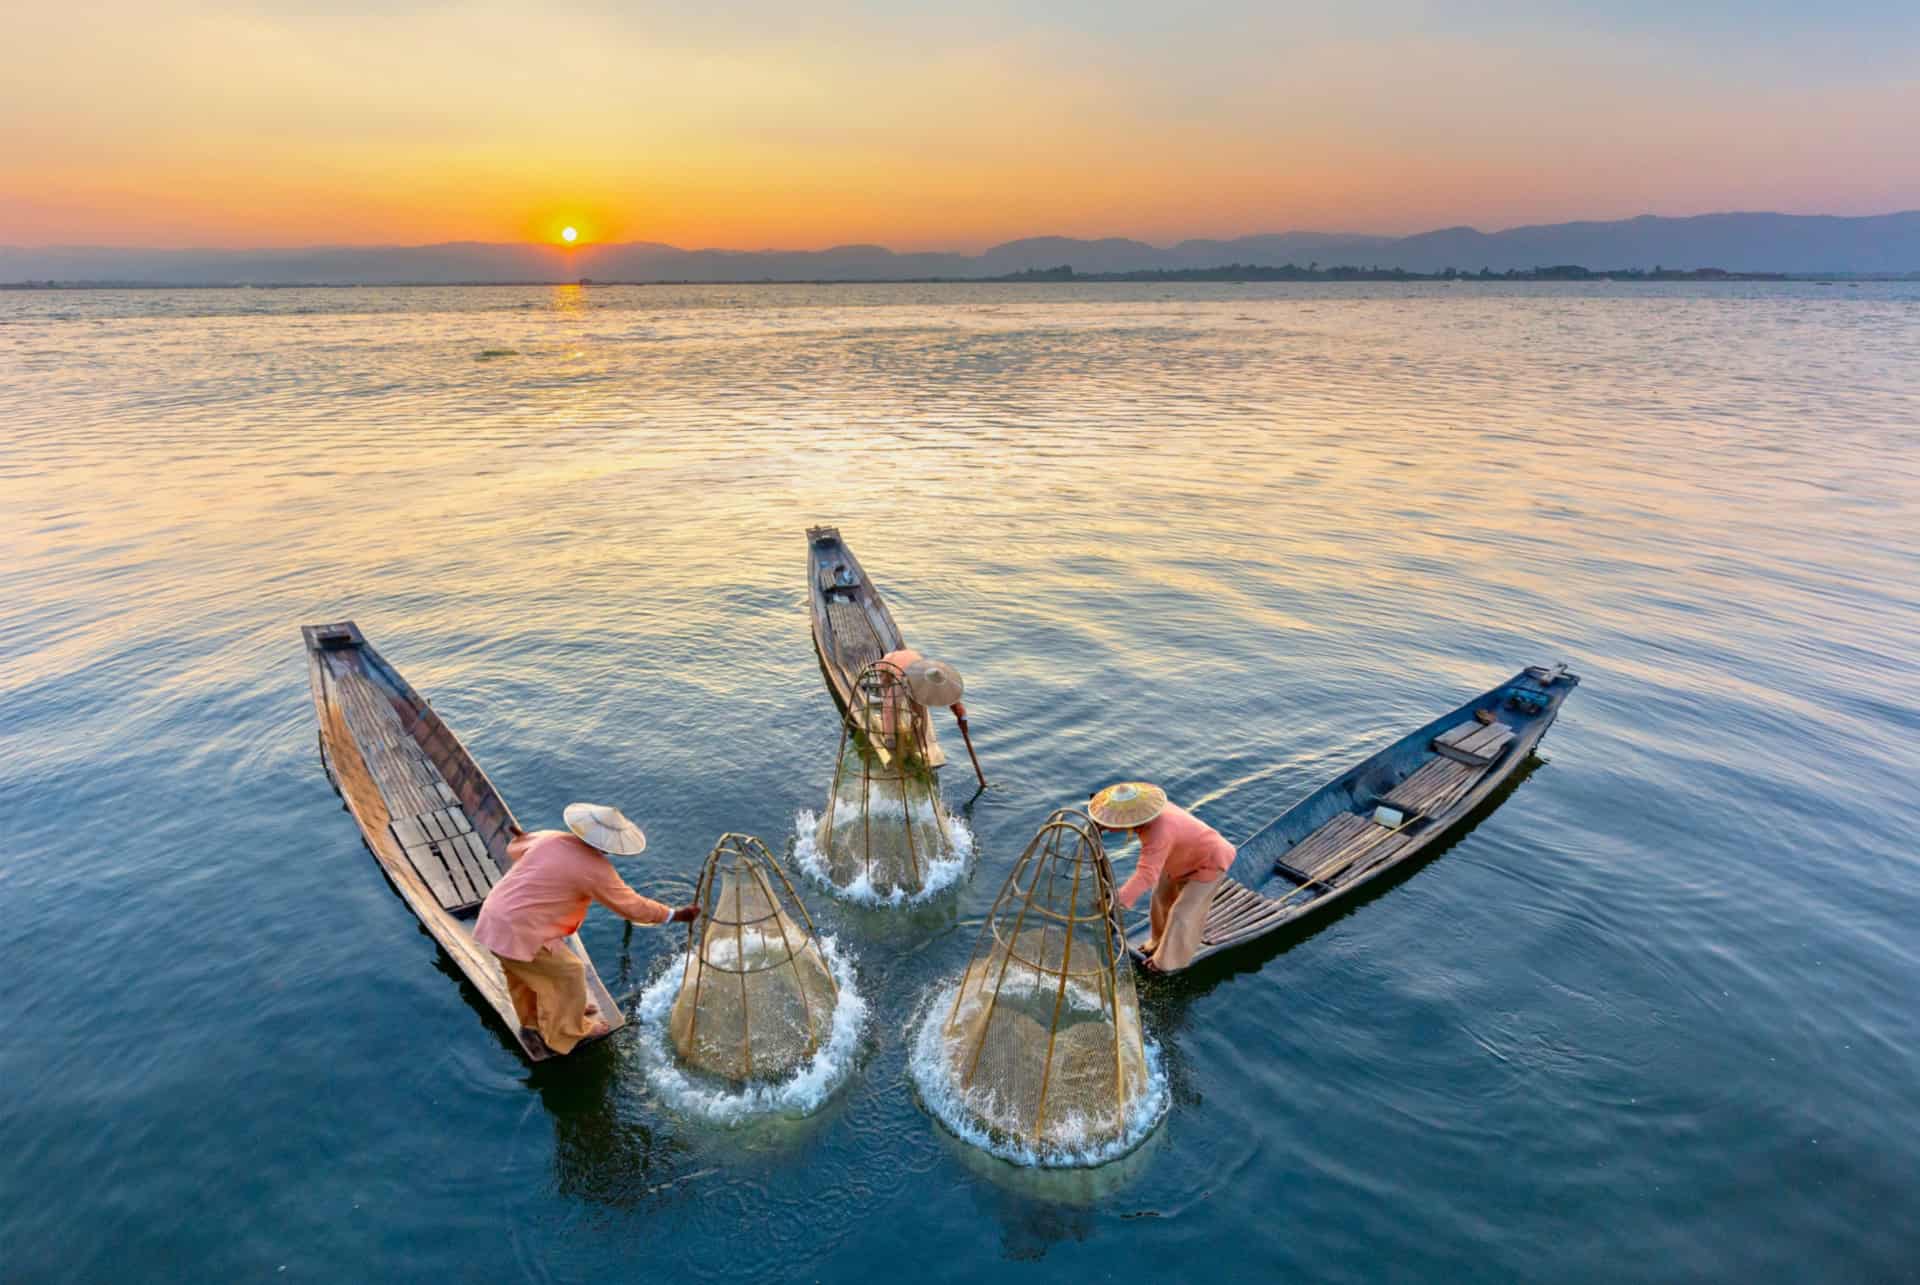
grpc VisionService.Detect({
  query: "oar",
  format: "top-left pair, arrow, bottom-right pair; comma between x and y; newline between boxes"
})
951,704 -> 988,789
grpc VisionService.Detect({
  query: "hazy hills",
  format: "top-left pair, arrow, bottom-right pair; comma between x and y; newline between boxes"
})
5,212 -> 1917,285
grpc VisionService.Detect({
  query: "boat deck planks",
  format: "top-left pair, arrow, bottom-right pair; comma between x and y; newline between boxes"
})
1132,667 -> 1579,967
1434,718 -> 1515,766
330,655 -> 503,912
304,620 -> 622,1062
824,597 -> 886,679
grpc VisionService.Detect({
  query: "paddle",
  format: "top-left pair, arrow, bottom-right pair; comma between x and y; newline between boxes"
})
951,703 -> 988,789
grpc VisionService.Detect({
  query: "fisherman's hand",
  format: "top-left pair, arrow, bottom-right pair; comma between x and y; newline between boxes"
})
668,903 -> 702,924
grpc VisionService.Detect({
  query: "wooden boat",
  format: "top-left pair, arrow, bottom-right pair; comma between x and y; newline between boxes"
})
1128,664 -> 1579,967
805,525 -> 946,768
302,620 -> 623,1061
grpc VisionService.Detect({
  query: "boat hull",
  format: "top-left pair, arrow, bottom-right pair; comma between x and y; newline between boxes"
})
805,526 -> 946,767
302,620 -> 623,1061
1127,664 -> 1579,967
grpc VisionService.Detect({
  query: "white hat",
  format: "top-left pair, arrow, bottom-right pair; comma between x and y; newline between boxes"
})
564,802 -> 648,856
904,657 -> 964,707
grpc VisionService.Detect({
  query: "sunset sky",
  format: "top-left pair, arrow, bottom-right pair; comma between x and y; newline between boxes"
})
4,0 -> 1916,250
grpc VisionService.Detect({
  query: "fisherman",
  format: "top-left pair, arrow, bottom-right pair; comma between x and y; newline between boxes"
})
1089,782 -> 1235,973
876,647 -> 967,755
474,803 -> 699,1055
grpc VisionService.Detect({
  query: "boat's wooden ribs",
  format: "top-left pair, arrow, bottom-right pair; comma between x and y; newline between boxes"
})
330,657 -> 501,913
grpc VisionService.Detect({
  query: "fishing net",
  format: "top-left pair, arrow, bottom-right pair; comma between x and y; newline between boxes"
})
938,809 -> 1150,1149
813,660 -> 955,897
668,833 -> 839,1083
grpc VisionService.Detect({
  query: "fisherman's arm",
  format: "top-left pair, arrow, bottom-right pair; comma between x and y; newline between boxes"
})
593,868 -> 699,924
1114,826 -> 1169,908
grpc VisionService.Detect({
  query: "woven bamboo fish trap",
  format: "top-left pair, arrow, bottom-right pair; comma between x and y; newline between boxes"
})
813,659 -> 955,897
939,809 -> 1150,1149
668,833 -> 839,1082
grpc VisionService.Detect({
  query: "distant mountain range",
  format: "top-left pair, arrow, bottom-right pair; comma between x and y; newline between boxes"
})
5,212 -> 1918,285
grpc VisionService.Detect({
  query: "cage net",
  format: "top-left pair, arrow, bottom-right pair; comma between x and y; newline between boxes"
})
668,833 -> 840,1082
938,809 -> 1150,1148
813,660 -> 955,897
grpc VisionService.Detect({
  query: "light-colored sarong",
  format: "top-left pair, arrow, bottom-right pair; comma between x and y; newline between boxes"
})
497,942 -> 599,1054
1145,873 -> 1221,972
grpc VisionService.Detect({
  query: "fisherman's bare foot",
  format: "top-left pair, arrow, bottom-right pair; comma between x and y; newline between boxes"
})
582,1018 -> 611,1039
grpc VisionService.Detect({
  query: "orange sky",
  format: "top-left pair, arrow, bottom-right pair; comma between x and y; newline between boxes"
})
3,2 -> 1916,249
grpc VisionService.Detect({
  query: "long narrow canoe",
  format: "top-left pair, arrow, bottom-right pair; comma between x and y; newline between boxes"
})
805,525 -> 947,767
302,620 -> 623,1061
1129,664 -> 1579,967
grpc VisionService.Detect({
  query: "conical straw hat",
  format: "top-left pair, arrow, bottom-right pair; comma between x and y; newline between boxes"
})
904,657 -> 964,707
1088,782 -> 1167,829
564,802 -> 648,856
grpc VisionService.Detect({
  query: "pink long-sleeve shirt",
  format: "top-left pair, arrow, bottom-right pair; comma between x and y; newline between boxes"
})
473,830 -> 670,961
878,647 -> 924,739
1114,804 -> 1235,908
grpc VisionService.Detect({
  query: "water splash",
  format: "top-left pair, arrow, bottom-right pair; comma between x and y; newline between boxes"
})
791,808 -> 973,905
906,983 -> 1169,1168
630,936 -> 867,1124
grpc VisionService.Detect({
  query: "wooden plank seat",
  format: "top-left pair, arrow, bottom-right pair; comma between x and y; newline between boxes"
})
1280,811 -> 1372,873
1432,718 -> 1515,766
1385,755 -> 1483,815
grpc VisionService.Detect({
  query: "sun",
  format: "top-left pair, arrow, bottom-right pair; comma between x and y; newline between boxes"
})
560,226 -> 578,244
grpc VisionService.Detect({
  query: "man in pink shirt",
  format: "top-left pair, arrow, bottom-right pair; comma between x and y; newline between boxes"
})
474,802 -> 699,1055
875,647 -> 967,760
1090,782 -> 1236,973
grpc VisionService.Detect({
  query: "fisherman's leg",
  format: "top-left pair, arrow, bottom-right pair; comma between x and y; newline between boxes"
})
517,944 -> 603,1055
1150,875 -> 1221,972
1146,875 -> 1177,954
497,954 -> 542,1027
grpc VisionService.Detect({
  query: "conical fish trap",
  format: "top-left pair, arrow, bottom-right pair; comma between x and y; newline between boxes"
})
814,660 -> 955,897
668,834 -> 839,1082
939,809 -> 1150,1148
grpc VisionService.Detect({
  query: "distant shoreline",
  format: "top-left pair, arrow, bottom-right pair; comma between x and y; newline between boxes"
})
4,265 -> 1911,290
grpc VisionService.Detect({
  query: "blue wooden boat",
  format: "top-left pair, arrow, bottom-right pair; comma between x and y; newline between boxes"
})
1127,664 -> 1579,967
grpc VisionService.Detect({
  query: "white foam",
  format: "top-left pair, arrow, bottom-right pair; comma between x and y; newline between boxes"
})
791,808 -> 973,905
821,792 -> 948,825
629,936 -> 867,1124
906,984 -> 1169,1168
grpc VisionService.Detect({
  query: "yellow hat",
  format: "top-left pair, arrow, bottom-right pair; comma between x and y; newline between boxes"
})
563,802 -> 648,856
1088,782 -> 1167,829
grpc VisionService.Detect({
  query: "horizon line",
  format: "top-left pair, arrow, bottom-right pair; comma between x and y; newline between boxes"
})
7,207 -> 1920,257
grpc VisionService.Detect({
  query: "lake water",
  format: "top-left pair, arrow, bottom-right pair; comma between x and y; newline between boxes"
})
3,281 -> 1916,1281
